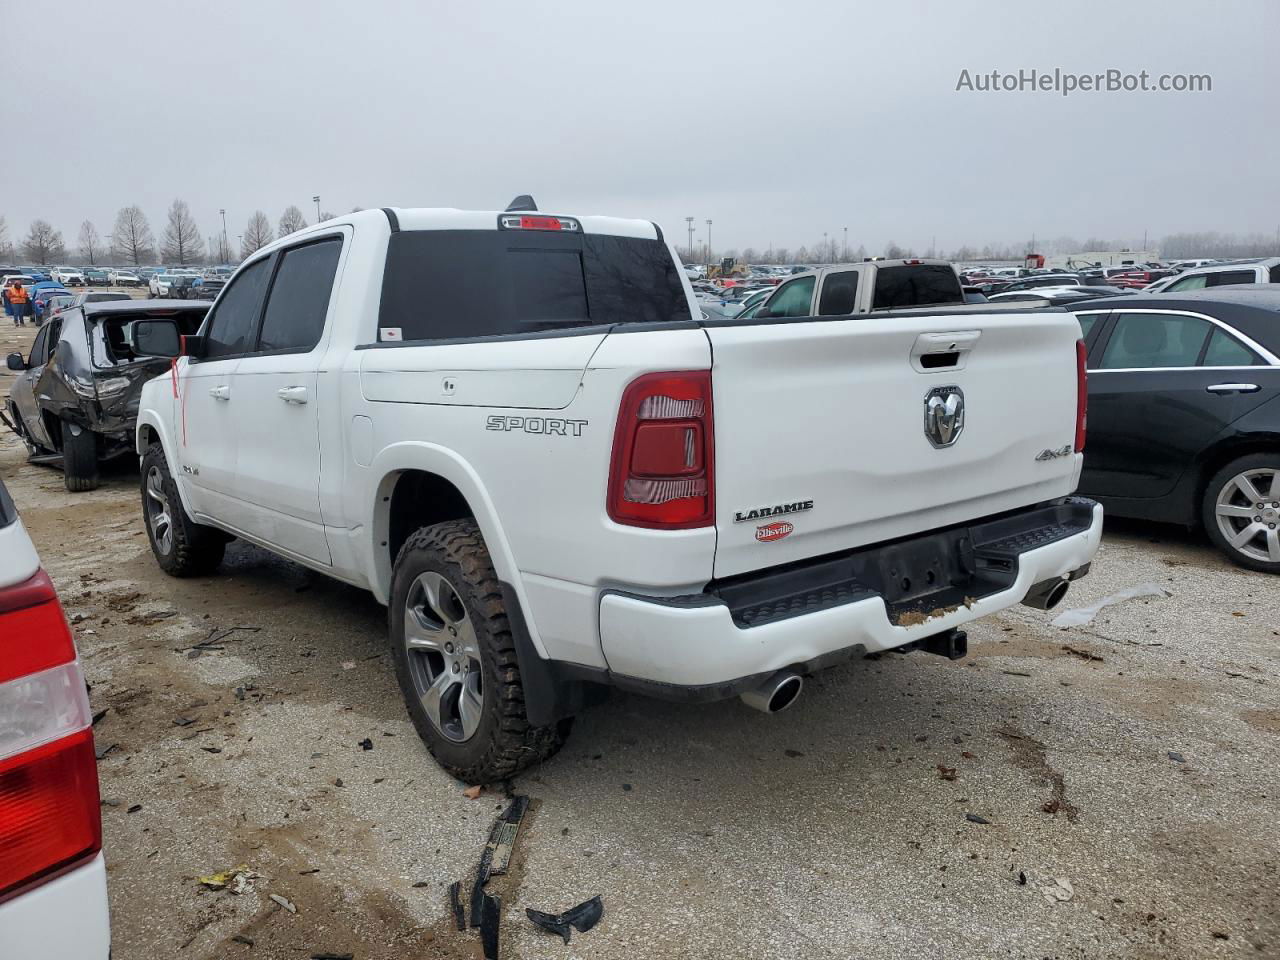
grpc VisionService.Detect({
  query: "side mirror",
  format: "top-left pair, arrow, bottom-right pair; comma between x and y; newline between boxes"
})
6,352 -> 25,371
126,319 -> 182,358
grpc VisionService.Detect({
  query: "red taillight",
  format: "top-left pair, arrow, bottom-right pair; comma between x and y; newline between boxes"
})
0,568 -> 101,903
1075,339 -> 1088,453
608,371 -> 714,529
0,571 -> 76,684
520,215 -> 561,230
0,730 -> 101,901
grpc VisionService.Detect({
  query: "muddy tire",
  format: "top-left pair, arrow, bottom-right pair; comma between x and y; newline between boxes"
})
140,442 -> 226,576
1202,452 -> 1280,574
62,423 -> 100,492
389,519 -> 571,782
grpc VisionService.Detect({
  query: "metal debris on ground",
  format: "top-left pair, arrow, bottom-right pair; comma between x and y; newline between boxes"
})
95,742 -> 119,760
525,895 -> 605,945
1167,751 -> 1186,763
1050,583 -> 1168,628
358,738 -> 373,751
965,813 -> 991,824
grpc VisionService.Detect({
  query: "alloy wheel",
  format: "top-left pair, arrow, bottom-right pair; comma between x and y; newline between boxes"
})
403,571 -> 484,743
144,465 -> 173,555
1214,468 -> 1280,564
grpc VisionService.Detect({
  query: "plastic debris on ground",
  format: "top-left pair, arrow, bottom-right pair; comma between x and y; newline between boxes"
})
1050,583 -> 1169,628
525,895 -> 605,944
269,893 -> 298,914
1042,877 -> 1075,903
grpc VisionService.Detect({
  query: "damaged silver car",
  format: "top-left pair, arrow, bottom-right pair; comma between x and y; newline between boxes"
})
2,300 -> 208,491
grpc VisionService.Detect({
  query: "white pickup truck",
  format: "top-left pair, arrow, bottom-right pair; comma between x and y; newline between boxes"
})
128,202 -> 1102,781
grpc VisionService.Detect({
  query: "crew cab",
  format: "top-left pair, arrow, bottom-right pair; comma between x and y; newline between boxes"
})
0,478 -> 110,958
1164,257 -> 1280,293
127,203 -> 1102,782
749,259 -> 964,319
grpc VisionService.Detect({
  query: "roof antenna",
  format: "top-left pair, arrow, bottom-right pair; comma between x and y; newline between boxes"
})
506,195 -> 537,212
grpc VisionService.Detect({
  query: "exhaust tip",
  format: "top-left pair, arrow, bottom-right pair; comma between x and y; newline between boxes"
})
1022,578 -> 1071,611
1045,580 -> 1069,610
768,675 -> 803,713
740,670 -> 804,714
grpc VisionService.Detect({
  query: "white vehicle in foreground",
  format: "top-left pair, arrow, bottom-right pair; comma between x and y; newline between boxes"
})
0,479 -> 110,957
129,202 -> 1102,781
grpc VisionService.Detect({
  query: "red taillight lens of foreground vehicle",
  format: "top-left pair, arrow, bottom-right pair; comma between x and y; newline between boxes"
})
0,569 -> 101,903
0,729 -> 101,901
1075,339 -> 1088,453
608,371 -> 715,529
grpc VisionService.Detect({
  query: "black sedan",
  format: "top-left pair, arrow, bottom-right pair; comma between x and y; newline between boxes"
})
1067,287 -> 1280,572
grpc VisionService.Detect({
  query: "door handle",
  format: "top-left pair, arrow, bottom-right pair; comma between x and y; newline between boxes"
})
277,386 -> 309,404
1205,383 -> 1260,395
208,385 -> 230,400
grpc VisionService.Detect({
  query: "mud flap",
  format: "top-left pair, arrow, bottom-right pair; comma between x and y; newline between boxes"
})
498,581 -> 585,727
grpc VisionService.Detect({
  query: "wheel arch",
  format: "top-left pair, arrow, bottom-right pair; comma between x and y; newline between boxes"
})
135,413 -> 199,519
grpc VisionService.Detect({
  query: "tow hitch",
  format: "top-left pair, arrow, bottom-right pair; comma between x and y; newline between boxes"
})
904,628 -> 968,661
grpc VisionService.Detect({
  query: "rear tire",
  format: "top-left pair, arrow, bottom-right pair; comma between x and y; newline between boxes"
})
389,519 -> 571,782
62,424 -> 99,492
1202,453 -> 1280,574
140,442 -> 226,576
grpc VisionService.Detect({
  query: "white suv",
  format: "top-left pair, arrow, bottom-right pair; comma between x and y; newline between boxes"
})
0,479 -> 110,957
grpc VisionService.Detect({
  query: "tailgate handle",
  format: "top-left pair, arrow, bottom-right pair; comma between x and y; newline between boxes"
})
911,331 -> 980,373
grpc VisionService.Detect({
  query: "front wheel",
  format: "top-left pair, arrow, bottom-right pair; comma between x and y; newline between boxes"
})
389,519 -> 571,782
140,442 -> 227,576
1203,453 -> 1280,573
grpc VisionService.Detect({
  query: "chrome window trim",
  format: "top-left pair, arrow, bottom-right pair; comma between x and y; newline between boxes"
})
1088,308 -> 1280,371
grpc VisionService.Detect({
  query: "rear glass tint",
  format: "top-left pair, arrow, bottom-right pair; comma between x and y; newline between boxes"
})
377,229 -> 687,342
871,265 -> 963,309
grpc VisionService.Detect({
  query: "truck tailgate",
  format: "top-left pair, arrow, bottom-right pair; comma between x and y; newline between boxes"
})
706,311 -> 1083,578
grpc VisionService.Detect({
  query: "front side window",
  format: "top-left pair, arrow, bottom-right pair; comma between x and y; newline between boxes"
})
1168,274 -> 1208,292
1099,312 -> 1211,369
765,275 -> 816,318
203,258 -> 272,359
256,238 -> 342,353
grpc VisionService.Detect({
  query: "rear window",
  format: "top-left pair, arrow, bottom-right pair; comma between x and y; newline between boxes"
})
871,265 -> 963,309
377,229 -> 687,342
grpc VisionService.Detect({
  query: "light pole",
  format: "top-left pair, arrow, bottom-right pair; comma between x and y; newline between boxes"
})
219,209 -> 228,262
843,226 -> 848,262
705,219 -> 712,266
313,195 -> 321,223
684,217 -> 694,262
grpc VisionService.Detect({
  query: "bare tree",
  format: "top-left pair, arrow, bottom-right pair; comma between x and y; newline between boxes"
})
160,199 -> 206,266
77,221 -> 103,264
241,211 -> 274,258
22,220 -> 67,265
0,215 -> 11,260
319,210 -> 336,223
278,205 -> 308,237
112,206 -> 156,265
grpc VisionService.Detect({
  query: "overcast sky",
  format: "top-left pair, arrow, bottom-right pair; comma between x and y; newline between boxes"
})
3,0 -> 1276,256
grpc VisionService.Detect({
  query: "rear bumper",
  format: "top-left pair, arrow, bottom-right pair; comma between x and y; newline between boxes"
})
0,853 -> 110,959
598,497 -> 1102,690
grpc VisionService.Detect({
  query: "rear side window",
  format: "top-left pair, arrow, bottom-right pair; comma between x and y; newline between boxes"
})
1202,328 -> 1259,367
1270,265 -> 1280,284
377,230 -> 686,342
257,239 -> 342,353
1168,274 -> 1206,291
1206,270 -> 1257,287
817,272 -> 858,315
1099,312 -> 1211,369
204,258 -> 271,359
872,265 -> 963,309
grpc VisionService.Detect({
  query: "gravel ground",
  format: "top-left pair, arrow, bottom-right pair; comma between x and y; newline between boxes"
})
2,319 -> 1278,959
